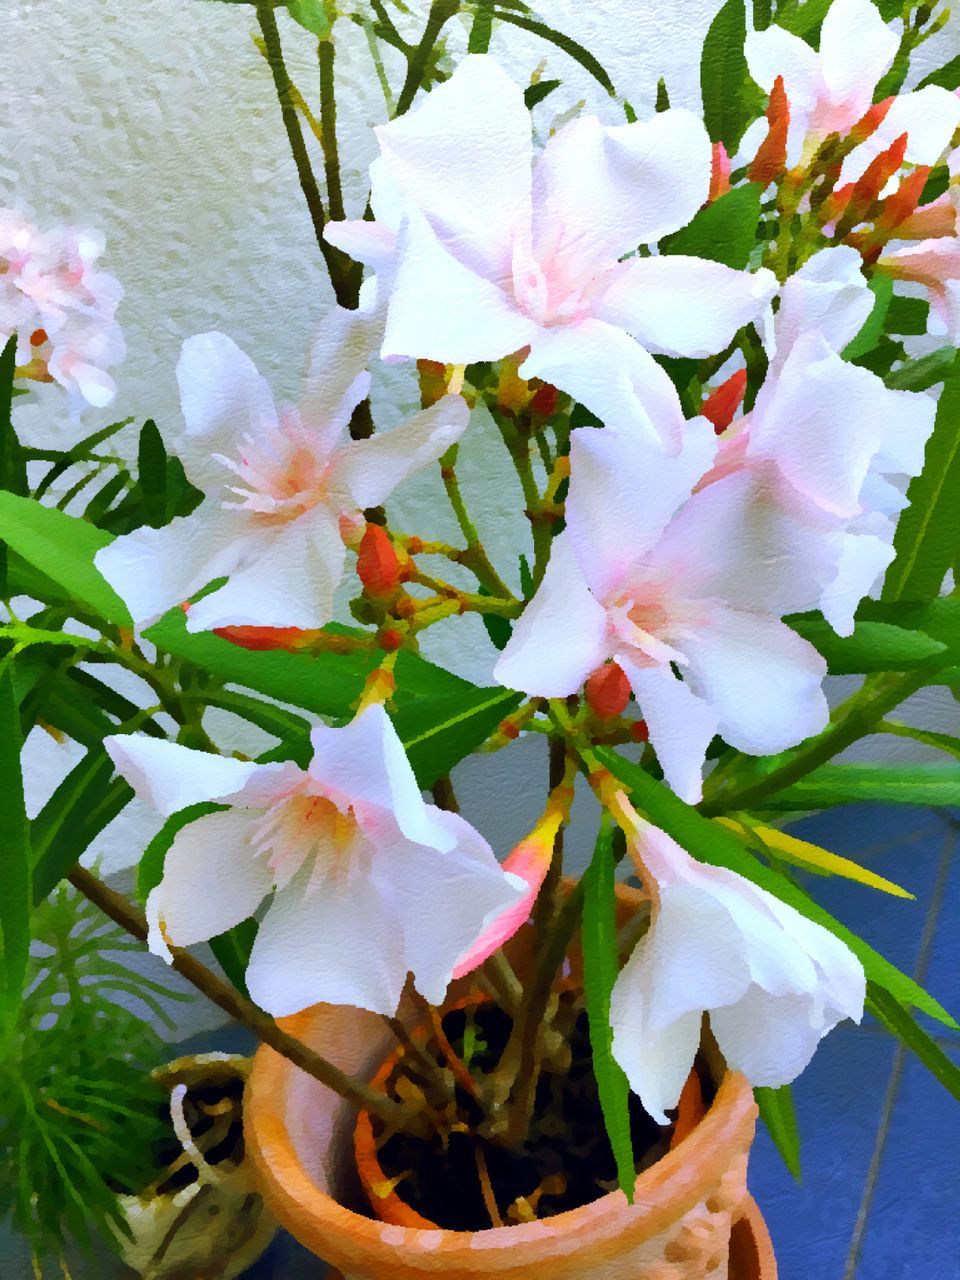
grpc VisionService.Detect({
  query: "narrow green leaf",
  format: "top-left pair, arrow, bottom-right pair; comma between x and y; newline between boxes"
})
468,0 -> 494,52
763,762 -> 960,810
841,275 -> 893,361
701,0 -> 765,151
883,357 -> 960,601
885,347 -> 956,392
885,295 -> 930,336
879,720 -> 960,761
32,416 -> 133,501
136,801 -> 226,904
662,184 -> 763,268
209,918 -> 259,995
396,687 -> 522,787
0,661 -> 31,1008
773,0 -> 830,39
597,749 -> 959,1028
787,615 -> 947,674
755,1085 -> 801,1180
287,0 -> 334,37
0,491 -> 131,624
582,815 -> 635,1201
917,54 -> 960,92
866,981 -> 960,1103
655,77 -> 670,112
137,419 -> 169,528
523,78 -> 561,109
492,9 -> 616,95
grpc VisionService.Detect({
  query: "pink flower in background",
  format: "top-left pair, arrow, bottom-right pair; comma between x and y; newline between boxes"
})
0,210 -> 125,410
95,302 -> 467,630
610,816 -> 865,1123
106,705 -> 521,1017
326,55 -> 776,448
745,0 -> 960,181
494,423 -> 830,802
880,237 -> 960,342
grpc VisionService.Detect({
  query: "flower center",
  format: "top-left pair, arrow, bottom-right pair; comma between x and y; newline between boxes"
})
608,585 -> 690,667
214,408 -> 331,523
250,789 -> 360,890
511,236 -> 595,328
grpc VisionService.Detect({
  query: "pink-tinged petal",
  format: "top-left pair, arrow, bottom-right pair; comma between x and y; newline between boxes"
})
617,660 -> 717,804
308,704 -> 455,853
299,304 -> 376,454
375,56 -> 531,283
247,871 -> 407,1017
745,24 -> 820,104
654,467 -> 835,616
146,809 -> 271,957
820,529 -> 894,637
331,394 -> 469,510
451,807 -> 563,980
176,333 -> 278,491
749,331 -> 894,517
772,246 -> 874,363
184,506 -> 346,631
684,605 -> 828,756
872,385 -> 935,477
532,109 -> 711,277
843,86 -> 960,182
596,257 -> 777,360
381,212 -> 536,363
93,502 -> 252,628
819,0 -> 897,116
104,734 -> 267,816
324,219 -> 397,271
520,317 -> 686,448
494,532 -> 609,697
566,420 -> 716,600
386,811 -> 524,1004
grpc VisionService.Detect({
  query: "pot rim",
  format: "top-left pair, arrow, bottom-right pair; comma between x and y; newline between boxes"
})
246,1006 -> 758,1275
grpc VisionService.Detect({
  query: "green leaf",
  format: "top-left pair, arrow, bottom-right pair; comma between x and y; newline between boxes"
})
582,815 -> 635,1201
0,491 -> 131,624
137,419 -> 168,528
755,1085 -> 801,1180
394,687 -> 522,788
209,918 -> 259,994
596,749 -> 959,1028
492,9 -> 616,96
886,295 -> 930,336
917,54 -> 960,92
287,0 -> 334,37
523,78 -> 561,109
787,615 -> 947,674
136,801 -> 227,904
0,661 -> 31,1009
866,981 -> 960,1103
773,0 -> 830,40
883,357 -> 960,602
0,334 -> 26,497
31,416 -> 133,502
468,0 -> 494,52
858,596 -> 960,662
31,750 -> 133,904
700,0 -> 765,152
841,275 -> 893,361
662,184 -> 763,268
762,762 -> 960,811
885,347 -> 956,392
879,720 -> 960,762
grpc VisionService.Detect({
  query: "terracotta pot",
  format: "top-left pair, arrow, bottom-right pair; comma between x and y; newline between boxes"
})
246,884 -> 777,1280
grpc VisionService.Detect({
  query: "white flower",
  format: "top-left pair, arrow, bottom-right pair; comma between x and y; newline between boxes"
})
494,421 -> 830,802
105,706 -> 521,1017
764,246 -> 876,371
0,210 -> 125,411
745,0 -> 960,183
326,55 -> 776,447
610,818 -> 865,1123
880,237 -> 960,343
95,302 -> 468,630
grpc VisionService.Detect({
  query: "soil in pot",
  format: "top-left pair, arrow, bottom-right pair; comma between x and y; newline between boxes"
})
360,992 -> 712,1232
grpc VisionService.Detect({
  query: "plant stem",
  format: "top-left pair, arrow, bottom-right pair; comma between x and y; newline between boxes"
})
317,38 -> 346,223
438,446 -> 513,598
67,866 -> 431,1138
699,662 -> 946,816
394,0 -> 459,116
256,4 -> 360,305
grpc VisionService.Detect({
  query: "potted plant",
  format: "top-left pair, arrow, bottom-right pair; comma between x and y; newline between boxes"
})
3,0 -> 960,1275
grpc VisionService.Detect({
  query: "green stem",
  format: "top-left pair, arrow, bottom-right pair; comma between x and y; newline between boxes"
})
317,38 -> 346,224
394,0 -> 459,117
439,446 -> 513,598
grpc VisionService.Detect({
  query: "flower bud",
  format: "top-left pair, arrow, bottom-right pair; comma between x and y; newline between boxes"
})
357,523 -> 401,599
835,133 -> 909,236
709,142 -> 731,203
701,368 -> 747,434
585,661 -> 631,719
417,358 -> 449,408
214,625 -> 317,651
849,97 -> 894,145
528,381 -> 558,419
876,168 -> 942,237
749,76 -> 790,187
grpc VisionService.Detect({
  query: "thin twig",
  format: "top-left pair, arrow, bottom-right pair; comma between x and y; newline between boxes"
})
474,1143 -> 504,1227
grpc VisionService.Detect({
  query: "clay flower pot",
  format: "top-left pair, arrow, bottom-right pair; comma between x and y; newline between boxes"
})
245,885 -> 778,1279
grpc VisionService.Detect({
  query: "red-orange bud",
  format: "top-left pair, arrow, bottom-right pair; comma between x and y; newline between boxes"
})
357,523 -> 401,599
709,142 -> 732,203
631,719 -> 650,744
701,368 -> 747,434
529,381 -> 558,418
585,661 -> 631,720
850,96 -> 894,144
30,327 -> 48,347
377,626 -> 404,652
214,625 -> 315,651
839,132 -> 909,232
749,76 -> 790,187
875,166 -> 933,234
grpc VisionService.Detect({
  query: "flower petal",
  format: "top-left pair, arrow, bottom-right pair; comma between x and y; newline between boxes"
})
565,419 -> 716,600
843,86 -> 960,182
381,212 -> 536,363
771,245 -> 874,363
520,317 -> 686,448
617,661 -> 718,804
146,809 -> 271,954
819,0 -> 898,115
299,304 -> 376,454
710,986 -> 839,1087
532,109 -> 711,275
596,257 -> 777,360
332,394 -> 469,510
744,24 -> 821,105
104,734 -> 267,815
684,606 -> 828,756
324,219 -> 398,271
493,532 -> 609,697
820,528 -> 894,637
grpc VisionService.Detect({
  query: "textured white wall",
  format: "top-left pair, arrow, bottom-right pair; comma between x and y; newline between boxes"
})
6,1 -> 958,1034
